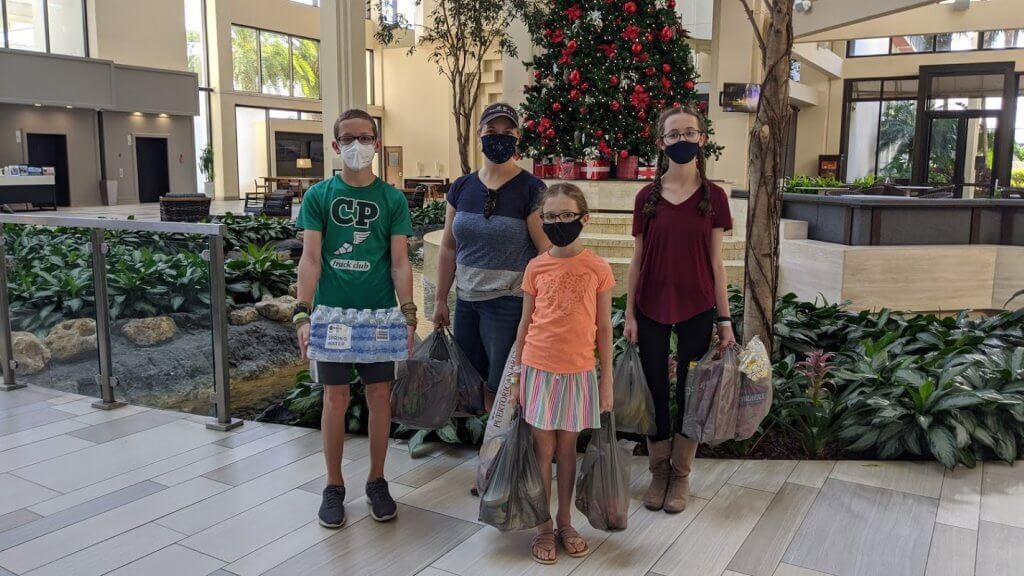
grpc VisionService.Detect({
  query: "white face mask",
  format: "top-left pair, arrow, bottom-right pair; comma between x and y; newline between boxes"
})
341,141 -> 376,171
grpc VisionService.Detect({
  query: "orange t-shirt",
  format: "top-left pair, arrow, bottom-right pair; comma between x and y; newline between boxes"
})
521,249 -> 616,374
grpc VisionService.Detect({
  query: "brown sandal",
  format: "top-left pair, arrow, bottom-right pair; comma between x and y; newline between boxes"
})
555,526 -> 590,558
531,531 -> 557,565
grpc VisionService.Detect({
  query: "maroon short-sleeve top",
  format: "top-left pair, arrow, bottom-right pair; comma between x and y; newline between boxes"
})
631,181 -> 732,325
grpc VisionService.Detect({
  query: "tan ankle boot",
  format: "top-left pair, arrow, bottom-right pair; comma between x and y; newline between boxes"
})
643,438 -> 672,510
664,434 -> 698,514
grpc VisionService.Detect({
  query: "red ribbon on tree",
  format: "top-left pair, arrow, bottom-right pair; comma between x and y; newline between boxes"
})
566,4 -> 583,21
621,24 -> 640,41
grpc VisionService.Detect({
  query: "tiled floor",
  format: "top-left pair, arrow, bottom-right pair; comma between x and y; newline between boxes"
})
1,386 -> 1022,576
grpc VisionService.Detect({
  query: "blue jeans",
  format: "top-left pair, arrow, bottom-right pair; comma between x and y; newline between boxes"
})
453,296 -> 523,393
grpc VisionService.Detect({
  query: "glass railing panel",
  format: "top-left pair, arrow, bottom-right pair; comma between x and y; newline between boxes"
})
103,228 -> 215,416
2,223 -> 99,397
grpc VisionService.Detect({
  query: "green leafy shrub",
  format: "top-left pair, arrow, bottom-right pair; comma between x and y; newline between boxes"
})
224,243 -> 296,304
3,216 -> 300,334
783,175 -> 845,194
851,174 -> 877,190
410,200 -> 446,228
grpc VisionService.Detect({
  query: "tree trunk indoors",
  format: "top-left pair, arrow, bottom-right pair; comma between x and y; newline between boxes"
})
740,0 -> 793,359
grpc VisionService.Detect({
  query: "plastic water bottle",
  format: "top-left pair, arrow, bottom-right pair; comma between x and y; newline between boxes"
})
389,307 -> 407,359
374,310 -> 390,361
354,309 -> 370,360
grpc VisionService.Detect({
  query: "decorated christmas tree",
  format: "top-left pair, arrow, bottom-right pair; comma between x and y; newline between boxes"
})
519,0 -> 720,177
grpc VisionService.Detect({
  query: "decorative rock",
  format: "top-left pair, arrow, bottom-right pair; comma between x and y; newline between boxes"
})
44,318 -> 98,362
122,316 -> 178,347
12,332 -> 50,374
229,307 -> 260,326
288,283 -> 298,298
273,238 -> 304,261
255,295 -> 297,323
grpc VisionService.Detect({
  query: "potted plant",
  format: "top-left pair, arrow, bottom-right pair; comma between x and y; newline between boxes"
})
199,145 -> 215,196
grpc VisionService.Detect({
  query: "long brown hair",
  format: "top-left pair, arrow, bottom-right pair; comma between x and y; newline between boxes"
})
642,105 -> 713,222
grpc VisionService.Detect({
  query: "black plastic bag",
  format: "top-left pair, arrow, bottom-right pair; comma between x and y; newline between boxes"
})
612,343 -> 657,436
478,410 -> 551,532
415,329 -> 485,417
390,332 -> 458,430
443,329 -> 486,417
575,412 -> 630,532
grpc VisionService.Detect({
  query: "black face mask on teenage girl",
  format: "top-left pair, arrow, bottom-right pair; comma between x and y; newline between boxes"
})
542,218 -> 584,247
665,140 -> 700,165
481,134 -> 518,164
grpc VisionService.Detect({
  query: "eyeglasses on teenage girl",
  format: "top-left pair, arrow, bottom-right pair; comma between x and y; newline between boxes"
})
662,129 -> 704,145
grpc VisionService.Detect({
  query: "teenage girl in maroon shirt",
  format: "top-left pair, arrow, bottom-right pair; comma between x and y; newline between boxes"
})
623,105 -> 736,515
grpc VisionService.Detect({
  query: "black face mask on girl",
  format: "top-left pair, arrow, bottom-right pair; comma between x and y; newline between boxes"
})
665,140 -> 700,165
481,134 -> 518,164
542,219 -> 584,247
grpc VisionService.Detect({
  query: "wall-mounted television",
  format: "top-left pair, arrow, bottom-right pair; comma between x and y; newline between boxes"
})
720,83 -> 761,113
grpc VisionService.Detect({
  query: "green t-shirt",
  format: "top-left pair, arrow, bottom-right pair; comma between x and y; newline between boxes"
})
295,175 -> 413,309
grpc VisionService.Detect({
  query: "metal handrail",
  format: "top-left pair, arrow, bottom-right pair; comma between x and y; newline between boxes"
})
0,214 -> 241,431
0,214 -> 226,236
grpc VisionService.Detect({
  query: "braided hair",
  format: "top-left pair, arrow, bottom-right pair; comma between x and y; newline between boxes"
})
642,105 -> 714,224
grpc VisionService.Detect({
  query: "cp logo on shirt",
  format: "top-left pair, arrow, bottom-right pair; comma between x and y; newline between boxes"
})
331,198 -> 380,229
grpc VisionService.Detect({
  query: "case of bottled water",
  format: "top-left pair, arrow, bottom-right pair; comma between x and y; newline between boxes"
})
308,305 -> 409,363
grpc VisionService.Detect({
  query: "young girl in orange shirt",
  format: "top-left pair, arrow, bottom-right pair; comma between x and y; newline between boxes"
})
511,182 -> 615,564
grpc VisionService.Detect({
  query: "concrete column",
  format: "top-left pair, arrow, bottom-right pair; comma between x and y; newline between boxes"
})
320,0 -> 369,177
706,0 -> 759,187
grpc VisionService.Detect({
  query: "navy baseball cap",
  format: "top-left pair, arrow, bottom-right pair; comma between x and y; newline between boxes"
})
480,103 -> 519,128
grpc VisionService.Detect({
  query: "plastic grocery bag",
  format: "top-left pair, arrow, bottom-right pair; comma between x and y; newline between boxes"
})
681,346 -> 741,445
390,332 -> 458,430
612,344 -> 657,436
735,336 -> 772,440
476,350 -> 517,492
442,329 -> 486,417
575,412 -> 630,532
478,409 -> 551,532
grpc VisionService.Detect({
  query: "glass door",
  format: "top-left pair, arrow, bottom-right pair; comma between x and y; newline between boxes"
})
925,115 -> 998,196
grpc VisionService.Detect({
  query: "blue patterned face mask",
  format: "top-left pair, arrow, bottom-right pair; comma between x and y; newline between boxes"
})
481,134 -> 518,164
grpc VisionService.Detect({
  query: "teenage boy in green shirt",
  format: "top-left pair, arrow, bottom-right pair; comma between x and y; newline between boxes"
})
293,109 -> 415,528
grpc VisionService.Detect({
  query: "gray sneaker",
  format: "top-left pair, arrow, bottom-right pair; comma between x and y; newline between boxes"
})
318,485 -> 346,529
365,478 -> 398,522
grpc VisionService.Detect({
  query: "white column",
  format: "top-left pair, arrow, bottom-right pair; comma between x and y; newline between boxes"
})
320,0 -> 369,178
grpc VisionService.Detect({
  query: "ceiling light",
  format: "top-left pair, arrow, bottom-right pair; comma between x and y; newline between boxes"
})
34,103 -> 41,107
66,105 -> 73,109
158,113 -> 169,118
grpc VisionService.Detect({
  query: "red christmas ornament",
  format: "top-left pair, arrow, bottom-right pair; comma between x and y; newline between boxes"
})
637,110 -> 647,121
616,132 -> 624,141
610,100 -> 622,111
569,69 -> 581,85
698,101 -> 708,113
594,129 -> 604,138
631,42 -> 643,55
546,129 -> 556,138
645,66 -> 656,77
550,29 -> 564,44
661,76 -> 672,91
683,79 -> 695,91
633,84 -> 644,93
660,26 -> 674,42
552,102 -> 562,113
623,1 -> 637,14
662,63 -> 672,74
641,125 -> 651,138
645,32 -> 655,43
579,105 -> 589,115
581,82 -> 590,91
667,0 -> 675,7
533,70 -> 542,80
569,89 -> 580,101
672,102 -> 682,108
565,4 -> 583,21
621,25 -> 640,42
524,119 -> 535,130
638,54 -> 651,63
609,75 -> 620,87
619,149 -> 630,159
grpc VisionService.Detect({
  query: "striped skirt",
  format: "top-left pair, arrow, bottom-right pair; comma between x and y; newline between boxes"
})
520,365 -> 602,432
